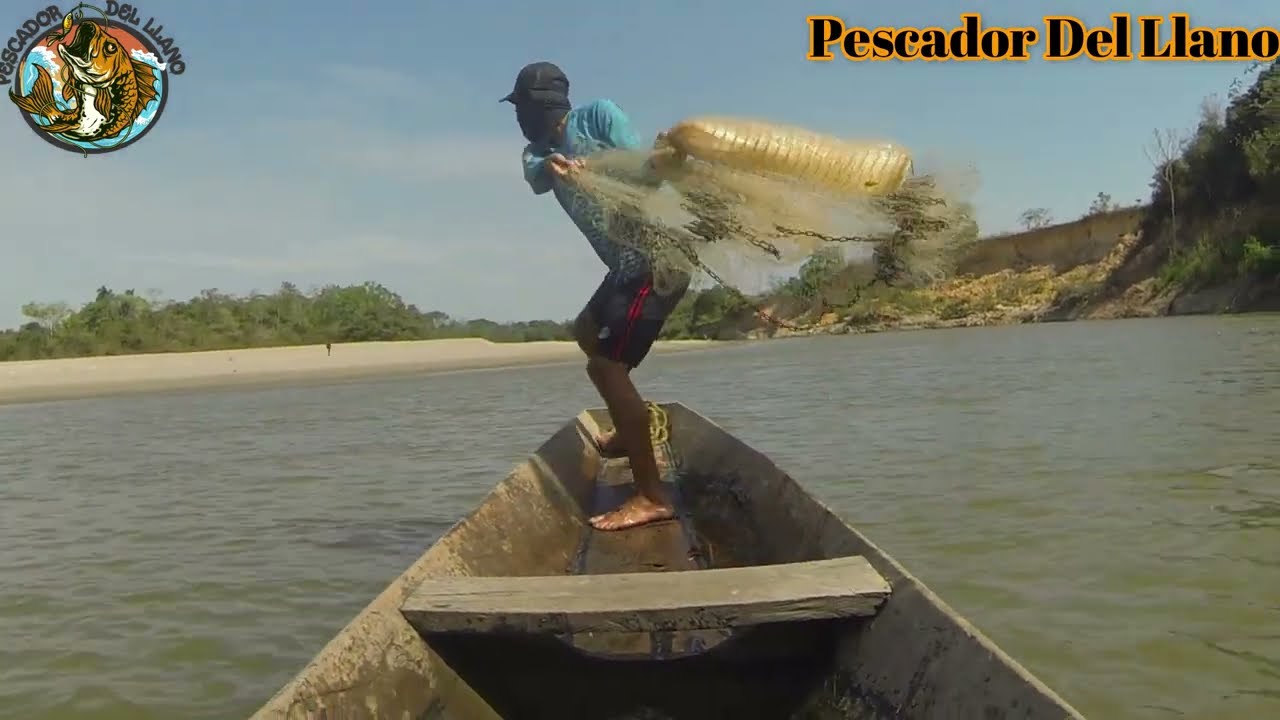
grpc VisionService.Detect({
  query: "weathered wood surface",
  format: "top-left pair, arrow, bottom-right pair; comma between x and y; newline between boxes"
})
579,460 -> 697,575
567,454 -> 730,657
660,403 -> 1088,719
253,402 -> 1086,719
401,555 -> 890,635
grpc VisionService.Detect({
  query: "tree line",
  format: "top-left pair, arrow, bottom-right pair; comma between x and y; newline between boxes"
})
1017,191 -> 1131,231
1141,60 -> 1280,289
0,240 -> 919,360
669,60 -> 1280,333
1017,60 -> 1280,288
6,61 -> 1275,361
0,283 -> 575,361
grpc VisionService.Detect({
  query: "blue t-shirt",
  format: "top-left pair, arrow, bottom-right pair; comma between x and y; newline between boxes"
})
521,99 -> 653,279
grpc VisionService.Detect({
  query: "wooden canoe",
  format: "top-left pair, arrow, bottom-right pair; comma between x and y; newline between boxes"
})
250,402 -> 1085,719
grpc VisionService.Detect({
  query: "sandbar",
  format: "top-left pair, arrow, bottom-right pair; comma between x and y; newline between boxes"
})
0,338 -> 717,406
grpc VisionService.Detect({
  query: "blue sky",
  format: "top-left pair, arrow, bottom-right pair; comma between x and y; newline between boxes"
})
0,0 -> 1269,328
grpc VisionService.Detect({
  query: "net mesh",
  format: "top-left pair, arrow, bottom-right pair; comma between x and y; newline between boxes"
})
569,145 -> 980,318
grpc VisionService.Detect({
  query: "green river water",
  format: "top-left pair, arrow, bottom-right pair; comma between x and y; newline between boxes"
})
1,315 -> 1277,719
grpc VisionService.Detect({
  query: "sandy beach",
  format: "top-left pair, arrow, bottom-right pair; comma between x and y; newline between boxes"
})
0,338 -> 717,406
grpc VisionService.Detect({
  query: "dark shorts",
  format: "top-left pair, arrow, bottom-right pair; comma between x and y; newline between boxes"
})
585,272 -> 688,368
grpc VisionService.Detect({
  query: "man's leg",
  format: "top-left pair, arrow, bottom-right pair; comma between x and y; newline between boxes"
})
584,273 -> 688,531
587,355 -> 671,530
573,283 -> 627,456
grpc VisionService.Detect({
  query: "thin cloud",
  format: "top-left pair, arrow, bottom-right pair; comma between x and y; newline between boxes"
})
0,64 -> 598,328
325,134 -> 516,182
182,61 -> 525,185
126,234 -> 450,274
208,108 -> 518,186
322,63 -> 438,100
224,63 -> 443,108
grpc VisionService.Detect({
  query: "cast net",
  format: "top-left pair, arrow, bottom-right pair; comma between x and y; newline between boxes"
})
567,116 -> 980,319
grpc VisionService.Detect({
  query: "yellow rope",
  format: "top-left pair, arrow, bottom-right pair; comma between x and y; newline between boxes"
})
647,401 -> 670,447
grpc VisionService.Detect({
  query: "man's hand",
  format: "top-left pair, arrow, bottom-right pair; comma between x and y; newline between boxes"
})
547,153 -> 585,180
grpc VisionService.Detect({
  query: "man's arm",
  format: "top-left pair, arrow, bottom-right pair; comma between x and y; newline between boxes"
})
523,145 -> 554,195
590,99 -> 643,151
589,100 -> 664,188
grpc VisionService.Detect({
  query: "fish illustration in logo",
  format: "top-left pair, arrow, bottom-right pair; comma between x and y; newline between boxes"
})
8,19 -> 158,142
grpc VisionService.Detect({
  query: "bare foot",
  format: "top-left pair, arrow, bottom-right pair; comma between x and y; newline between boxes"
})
589,495 -> 675,531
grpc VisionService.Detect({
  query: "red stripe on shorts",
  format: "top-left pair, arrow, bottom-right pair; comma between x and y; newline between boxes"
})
612,280 -> 652,361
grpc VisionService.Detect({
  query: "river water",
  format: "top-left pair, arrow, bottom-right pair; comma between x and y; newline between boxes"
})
1,315 -> 1277,719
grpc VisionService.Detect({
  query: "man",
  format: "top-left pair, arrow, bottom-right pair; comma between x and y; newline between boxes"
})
501,61 -> 688,531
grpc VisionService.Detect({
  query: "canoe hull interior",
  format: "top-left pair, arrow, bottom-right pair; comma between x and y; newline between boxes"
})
250,403 -> 1084,720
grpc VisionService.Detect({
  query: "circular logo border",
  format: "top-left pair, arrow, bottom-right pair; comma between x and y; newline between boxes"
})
11,20 -> 170,155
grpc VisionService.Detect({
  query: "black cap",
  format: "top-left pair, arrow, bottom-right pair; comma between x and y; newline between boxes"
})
500,62 -> 569,105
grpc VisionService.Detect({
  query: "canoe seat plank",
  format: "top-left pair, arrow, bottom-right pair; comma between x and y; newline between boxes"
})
567,457 -> 728,657
400,555 -> 890,636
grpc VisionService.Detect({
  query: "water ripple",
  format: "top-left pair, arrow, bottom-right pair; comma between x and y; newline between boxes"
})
0,315 -> 1278,719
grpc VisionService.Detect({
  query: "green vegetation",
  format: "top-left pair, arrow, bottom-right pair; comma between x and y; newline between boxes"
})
7,62 -> 1276,361
666,58 -> 1280,332
1143,60 -> 1280,291
1158,235 -> 1280,290
2,204 -> 984,358
660,244 -> 900,340
657,244 -> 872,340
0,283 -> 573,361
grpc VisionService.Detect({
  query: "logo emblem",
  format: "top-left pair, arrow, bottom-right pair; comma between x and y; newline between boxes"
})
4,3 -> 185,156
